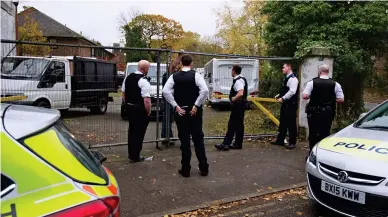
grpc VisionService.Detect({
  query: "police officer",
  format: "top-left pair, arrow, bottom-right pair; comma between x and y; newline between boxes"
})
123,60 -> 151,163
271,63 -> 299,149
215,65 -> 247,151
302,64 -> 344,153
162,54 -> 209,177
161,54 -> 182,146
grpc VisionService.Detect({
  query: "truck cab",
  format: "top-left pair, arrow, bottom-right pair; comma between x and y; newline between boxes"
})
1,56 -> 117,114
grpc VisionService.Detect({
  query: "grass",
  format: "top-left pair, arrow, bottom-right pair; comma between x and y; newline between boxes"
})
203,103 -> 280,136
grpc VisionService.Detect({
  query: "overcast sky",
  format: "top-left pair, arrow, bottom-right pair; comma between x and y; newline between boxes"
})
18,0 -> 243,46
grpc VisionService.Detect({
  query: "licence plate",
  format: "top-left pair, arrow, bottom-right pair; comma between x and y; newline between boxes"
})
321,180 -> 366,204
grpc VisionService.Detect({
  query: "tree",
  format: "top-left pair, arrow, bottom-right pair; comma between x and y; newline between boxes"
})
216,0 -> 267,56
127,14 -> 184,49
263,1 -> 388,123
122,24 -> 149,62
18,14 -> 50,56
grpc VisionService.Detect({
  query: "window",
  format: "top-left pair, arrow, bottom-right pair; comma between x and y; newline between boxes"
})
49,38 -> 58,49
355,102 -> 388,131
51,62 -> 65,82
1,174 -> 15,198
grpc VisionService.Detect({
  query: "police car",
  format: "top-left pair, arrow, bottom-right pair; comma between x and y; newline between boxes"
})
306,100 -> 388,217
1,104 -> 120,217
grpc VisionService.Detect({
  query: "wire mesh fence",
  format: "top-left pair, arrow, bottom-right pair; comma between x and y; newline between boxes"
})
1,40 -> 296,149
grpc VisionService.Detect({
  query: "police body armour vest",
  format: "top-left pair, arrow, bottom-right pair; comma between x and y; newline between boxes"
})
229,76 -> 248,102
125,73 -> 145,106
172,70 -> 199,107
279,74 -> 298,105
309,77 -> 336,109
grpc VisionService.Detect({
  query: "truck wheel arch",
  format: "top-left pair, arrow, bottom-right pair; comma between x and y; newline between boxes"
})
33,98 -> 51,108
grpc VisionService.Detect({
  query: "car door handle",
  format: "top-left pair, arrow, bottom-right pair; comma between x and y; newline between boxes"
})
65,84 -> 68,89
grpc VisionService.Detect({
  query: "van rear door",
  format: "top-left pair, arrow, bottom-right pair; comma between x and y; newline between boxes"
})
216,61 -> 258,95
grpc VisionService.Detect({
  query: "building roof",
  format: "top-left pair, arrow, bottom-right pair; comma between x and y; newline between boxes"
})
17,7 -> 115,58
18,7 -> 84,39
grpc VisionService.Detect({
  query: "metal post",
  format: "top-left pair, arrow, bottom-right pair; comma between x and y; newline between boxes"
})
156,51 -> 161,150
165,50 -> 173,148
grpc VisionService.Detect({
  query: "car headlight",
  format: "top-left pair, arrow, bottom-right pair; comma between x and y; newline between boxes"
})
309,148 -> 317,166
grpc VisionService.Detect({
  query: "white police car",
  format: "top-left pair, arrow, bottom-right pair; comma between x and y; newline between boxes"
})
306,100 -> 388,217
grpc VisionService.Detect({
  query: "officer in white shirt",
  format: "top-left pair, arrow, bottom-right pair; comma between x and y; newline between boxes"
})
163,54 -> 209,178
215,65 -> 248,151
123,60 -> 152,163
302,64 -> 344,153
271,63 -> 299,149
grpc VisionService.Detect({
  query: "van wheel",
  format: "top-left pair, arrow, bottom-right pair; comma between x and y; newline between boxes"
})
90,98 -> 108,114
34,99 -> 51,109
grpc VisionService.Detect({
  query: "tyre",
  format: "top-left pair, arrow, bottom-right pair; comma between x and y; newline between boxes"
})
90,98 -> 108,114
34,99 -> 51,109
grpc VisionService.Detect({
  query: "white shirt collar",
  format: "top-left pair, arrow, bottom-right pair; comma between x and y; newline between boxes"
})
181,67 -> 191,72
320,75 -> 329,79
234,75 -> 242,80
135,71 -> 144,75
286,71 -> 293,77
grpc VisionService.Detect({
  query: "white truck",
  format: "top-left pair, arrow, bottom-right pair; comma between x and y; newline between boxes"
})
1,56 -> 118,114
203,58 -> 259,105
121,62 -> 167,120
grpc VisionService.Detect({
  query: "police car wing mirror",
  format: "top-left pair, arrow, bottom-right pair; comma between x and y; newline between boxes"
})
90,150 -> 107,164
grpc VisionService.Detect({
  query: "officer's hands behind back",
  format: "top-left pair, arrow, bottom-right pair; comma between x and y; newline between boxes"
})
175,106 -> 186,116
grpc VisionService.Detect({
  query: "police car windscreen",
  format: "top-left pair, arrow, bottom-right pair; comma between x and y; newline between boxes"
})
356,102 -> 388,130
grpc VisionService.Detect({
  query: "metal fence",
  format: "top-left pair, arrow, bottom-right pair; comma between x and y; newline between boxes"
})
1,40 -> 296,149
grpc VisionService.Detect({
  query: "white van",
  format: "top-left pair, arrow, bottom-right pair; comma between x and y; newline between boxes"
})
121,62 -> 167,119
204,58 -> 259,105
1,56 -> 117,114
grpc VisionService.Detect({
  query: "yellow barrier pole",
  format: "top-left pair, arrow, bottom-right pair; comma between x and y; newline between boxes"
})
210,94 -> 281,127
250,99 -> 280,127
0,95 -> 27,103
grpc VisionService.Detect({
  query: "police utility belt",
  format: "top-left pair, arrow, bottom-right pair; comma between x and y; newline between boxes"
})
306,104 -> 333,114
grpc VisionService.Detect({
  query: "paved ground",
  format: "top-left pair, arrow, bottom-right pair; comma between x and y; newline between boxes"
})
165,187 -> 343,217
94,140 -> 309,217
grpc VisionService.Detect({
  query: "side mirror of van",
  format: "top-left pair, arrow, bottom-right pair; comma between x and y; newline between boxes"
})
90,150 -> 107,164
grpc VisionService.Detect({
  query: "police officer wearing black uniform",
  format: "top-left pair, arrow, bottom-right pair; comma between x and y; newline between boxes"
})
123,60 -> 152,163
302,64 -> 344,153
271,63 -> 299,149
215,65 -> 248,151
163,54 -> 209,177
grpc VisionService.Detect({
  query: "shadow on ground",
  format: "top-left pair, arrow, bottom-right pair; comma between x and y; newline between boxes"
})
96,141 -> 309,217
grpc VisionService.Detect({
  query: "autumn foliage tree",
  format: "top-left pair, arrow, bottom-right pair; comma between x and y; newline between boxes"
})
216,0 -> 267,56
263,1 -> 388,124
18,14 -> 50,56
127,14 -> 184,49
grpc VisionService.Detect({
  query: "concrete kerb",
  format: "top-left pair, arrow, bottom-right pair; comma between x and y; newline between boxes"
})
139,182 -> 307,217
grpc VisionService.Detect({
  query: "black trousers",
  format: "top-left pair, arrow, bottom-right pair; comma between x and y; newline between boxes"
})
175,107 -> 208,172
307,110 -> 334,152
223,102 -> 246,147
276,103 -> 297,145
127,105 -> 149,160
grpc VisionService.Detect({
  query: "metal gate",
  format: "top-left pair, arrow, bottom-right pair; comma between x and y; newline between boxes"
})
1,40 -> 297,149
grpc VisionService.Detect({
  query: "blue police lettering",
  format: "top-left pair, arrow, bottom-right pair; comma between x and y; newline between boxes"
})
375,148 -> 388,154
333,142 -> 387,155
345,143 -> 358,148
368,146 -> 376,151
